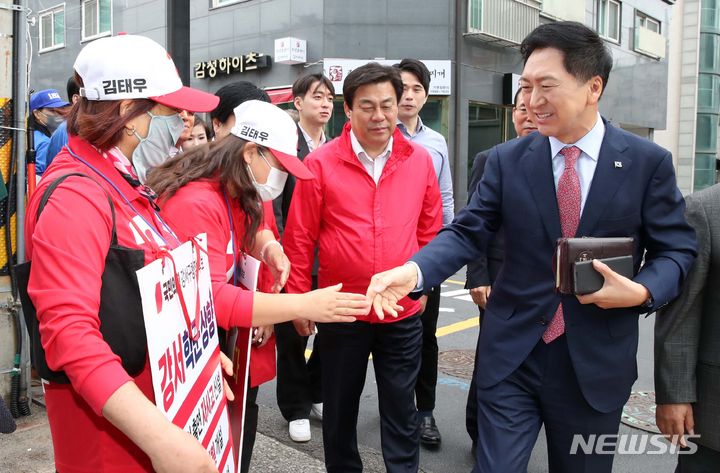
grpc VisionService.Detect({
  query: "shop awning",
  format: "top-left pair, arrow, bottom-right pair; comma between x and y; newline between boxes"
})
266,87 -> 293,105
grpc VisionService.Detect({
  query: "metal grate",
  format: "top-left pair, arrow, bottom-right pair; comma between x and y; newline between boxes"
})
466,0 -> 541,46
0,98 -> 16,275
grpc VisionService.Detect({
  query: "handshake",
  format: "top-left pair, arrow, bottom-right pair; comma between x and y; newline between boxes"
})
364,264 -> 420,320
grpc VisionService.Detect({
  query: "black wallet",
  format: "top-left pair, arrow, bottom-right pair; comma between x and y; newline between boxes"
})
573,255 -> 634,295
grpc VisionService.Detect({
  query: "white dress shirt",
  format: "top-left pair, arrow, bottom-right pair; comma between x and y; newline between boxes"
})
548,113 -> 605,214
299,124 -> 326,152
350,130 -> 393,185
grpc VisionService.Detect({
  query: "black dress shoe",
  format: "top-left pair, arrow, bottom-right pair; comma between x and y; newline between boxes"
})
419,415 -> 442,447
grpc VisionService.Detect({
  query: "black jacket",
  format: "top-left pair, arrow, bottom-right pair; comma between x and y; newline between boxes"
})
465,149 -> 505,288
273,123 -> 311,235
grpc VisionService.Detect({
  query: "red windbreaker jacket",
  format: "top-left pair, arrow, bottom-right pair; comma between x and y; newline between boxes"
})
283,123 -> 442,323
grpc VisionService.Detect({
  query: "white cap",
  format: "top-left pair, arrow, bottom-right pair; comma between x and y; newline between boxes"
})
73,34 -> 218,112
230,100 -> 313,180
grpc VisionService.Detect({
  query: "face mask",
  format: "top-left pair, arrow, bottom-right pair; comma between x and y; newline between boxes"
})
41,112 -> 64,134
248,150 -> 288,201
131,112 -> 185,183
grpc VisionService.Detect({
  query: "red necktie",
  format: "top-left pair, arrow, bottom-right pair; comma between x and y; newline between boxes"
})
543,146 -> 581,343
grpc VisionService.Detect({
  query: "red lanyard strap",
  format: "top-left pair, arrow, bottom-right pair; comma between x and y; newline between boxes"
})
157,241 -> 202,342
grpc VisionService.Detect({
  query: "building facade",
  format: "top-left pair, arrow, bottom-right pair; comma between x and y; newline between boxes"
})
29,0 -> 676,203
656,0 -> 720,193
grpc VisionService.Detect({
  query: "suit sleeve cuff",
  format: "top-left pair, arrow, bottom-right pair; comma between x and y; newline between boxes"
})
406,261 -> 424,292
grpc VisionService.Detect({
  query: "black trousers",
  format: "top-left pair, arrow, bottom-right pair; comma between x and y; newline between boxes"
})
275,275 -> 321,422
415,286 -> 441,413
275,322 -> 322,421
676,443 -> 720,473
240,385 -> 259,473
318,315 -> 423,473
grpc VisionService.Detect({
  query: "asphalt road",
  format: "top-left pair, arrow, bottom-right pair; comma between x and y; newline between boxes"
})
255,268 -> 679,473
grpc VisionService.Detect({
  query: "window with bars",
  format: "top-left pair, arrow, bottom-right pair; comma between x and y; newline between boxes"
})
82,0 -> 112,41
39,5 -> 65,52
597,0 -> 621,43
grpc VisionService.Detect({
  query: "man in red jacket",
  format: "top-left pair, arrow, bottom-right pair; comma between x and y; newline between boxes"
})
283,63 -> 442,473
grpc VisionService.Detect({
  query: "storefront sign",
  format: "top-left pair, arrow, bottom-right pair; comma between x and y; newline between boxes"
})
137,235 -> 236,473
194,53 -> 271,79
275,37 -> 307,65
323,58 -> 451,95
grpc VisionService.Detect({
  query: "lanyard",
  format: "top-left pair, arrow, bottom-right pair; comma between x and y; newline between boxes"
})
66,145 -> 181,247
157,241 -> 202,342
223,190 -> 239,287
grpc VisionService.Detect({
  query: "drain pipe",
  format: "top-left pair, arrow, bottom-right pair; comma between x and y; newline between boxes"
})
12,0 -> 31,409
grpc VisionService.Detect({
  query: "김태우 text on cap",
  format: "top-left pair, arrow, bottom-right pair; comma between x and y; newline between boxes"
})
73,34 -> 219,113
230,100 -> 314,180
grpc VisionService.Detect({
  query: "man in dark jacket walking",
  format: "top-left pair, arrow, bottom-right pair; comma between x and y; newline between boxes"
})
465,89 -> 536,450
655,183 -> 720,472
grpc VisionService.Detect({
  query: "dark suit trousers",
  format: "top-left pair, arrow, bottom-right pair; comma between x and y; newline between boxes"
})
466,307 -> 483,443
275,275 -> 321,422
415,285 -> 441,412
676,443 -> 720,473
472,335 -> 622,473
318,315 -> 423,473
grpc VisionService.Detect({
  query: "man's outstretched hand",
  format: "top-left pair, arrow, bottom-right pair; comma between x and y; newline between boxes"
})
366,264 -> 419,319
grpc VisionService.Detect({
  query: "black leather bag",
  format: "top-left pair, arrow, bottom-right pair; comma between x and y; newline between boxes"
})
15,173 -> 147,384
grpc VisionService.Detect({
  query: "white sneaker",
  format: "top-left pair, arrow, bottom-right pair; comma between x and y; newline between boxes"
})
311,402 -> 323,420
289,419 -> 311,442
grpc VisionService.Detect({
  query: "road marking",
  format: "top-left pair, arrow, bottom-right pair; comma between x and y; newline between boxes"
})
439,307 -> 455,313
441,289 -> 470,298
435,316 -> 479,337
437,377 -> 470,390
304,315 -> 479,359
445,278 -> 465,286
455,295 -> 474,302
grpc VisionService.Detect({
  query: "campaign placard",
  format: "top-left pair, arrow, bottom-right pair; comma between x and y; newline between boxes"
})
137,234 -> 236,473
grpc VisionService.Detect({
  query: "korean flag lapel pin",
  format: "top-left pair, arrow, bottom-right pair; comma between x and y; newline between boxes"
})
614,161 -> 623,169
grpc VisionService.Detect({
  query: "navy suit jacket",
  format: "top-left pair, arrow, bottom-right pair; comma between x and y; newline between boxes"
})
412,120 -> 697,413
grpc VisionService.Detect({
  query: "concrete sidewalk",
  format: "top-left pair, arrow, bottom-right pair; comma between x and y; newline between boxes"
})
0,405 -> 328,473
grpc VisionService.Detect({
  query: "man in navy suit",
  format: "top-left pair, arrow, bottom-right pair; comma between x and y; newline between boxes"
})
367,21 -> 697,473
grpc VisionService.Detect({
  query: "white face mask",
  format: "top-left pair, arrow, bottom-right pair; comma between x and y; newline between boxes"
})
131,112 -> 185,184
248,149 -> 288,201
